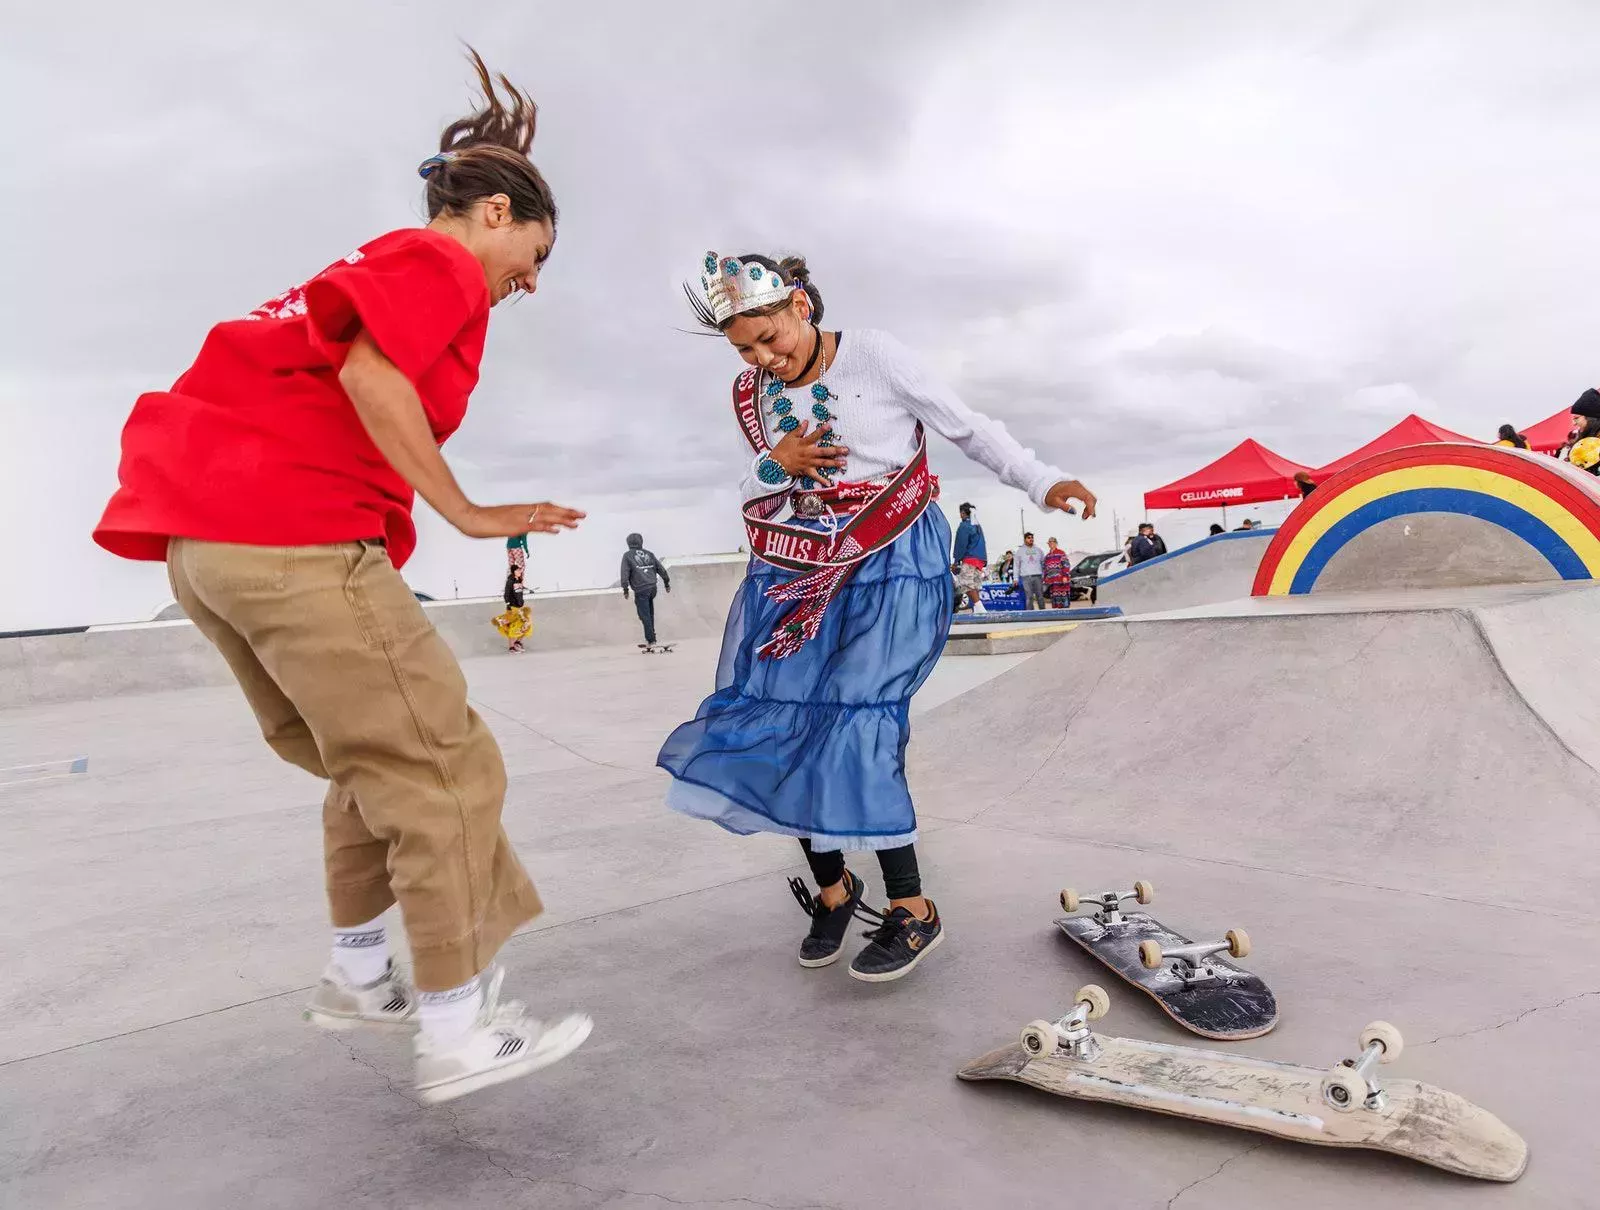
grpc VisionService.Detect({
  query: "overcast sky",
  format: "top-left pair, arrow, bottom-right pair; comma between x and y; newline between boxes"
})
6,1 -> 1600,629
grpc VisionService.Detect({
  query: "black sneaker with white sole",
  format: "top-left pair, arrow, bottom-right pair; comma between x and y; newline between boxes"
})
789,870 -> 869,968
848,901 -> 943,982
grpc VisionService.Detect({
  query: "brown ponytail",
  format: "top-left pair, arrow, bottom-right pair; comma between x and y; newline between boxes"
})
417,47 -> 557,228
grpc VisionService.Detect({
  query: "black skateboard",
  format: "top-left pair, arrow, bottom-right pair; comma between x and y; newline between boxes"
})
641,643 -> 676,654
1055,881 -> 1277,1040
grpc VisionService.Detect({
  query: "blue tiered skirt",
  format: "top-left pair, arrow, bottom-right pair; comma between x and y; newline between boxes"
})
658,506 -> 954,850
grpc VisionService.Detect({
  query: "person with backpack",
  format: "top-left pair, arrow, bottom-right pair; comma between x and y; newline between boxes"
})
621,533 -> 671,648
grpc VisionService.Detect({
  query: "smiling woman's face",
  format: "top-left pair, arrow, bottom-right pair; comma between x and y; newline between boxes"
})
721,292 -> 812,380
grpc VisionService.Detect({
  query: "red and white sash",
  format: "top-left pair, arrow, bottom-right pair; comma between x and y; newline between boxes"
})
732,367 -> 935,658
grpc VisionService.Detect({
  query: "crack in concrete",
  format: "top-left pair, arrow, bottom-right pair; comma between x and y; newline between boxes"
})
962,628 -> 1134,826
1419,987 -> 1600,1048
470,697 -> 643,775
1,864 -> 794,1068
328,1046 -> 842,1210
321,1031 -> 426,1111
1164,1140 -> 1265,1208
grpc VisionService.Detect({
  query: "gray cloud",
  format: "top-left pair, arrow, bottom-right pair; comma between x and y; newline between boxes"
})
8,1 -> 1600,625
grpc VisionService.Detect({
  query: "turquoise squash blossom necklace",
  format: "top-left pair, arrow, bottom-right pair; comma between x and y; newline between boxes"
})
760,326 -> 838,490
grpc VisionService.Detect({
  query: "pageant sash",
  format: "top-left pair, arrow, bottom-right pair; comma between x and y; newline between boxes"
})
731,367 -> 935,658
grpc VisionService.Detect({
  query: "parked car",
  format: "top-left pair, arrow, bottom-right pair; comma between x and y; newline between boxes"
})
1068,550 -> 1128,603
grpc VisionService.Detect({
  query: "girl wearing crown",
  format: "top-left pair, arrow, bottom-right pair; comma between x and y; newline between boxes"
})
659,252 -> 1095,982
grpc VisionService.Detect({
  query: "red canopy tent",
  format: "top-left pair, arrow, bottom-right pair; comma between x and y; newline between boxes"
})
1144,439 -> 1313,510
1309,413 -> 1481,483
1519,408 -> 1575,455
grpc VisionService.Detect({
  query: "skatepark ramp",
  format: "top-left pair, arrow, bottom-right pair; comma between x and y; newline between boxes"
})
1255,443 -> 1600,596
1094,529 -> 1275,616
0,555 -> 744,709
909,582 -> 1600,913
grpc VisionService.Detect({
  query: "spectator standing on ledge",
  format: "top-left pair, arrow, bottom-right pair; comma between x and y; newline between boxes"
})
1129,522 -> 1166,565
1014,531 -> 1046,609
1043,537 -> 1070,608
621,532 -> 671,648
1294,471 -> 1317,498
506,530 -> 529,576
952,501 -> 987,612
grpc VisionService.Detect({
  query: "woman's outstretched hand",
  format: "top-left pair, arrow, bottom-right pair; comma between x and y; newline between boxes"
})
770,421 -> 850,484
1045,480 -> 1097,519
456,502 -> 586,538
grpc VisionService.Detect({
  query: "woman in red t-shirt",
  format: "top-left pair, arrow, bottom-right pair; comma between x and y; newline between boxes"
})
94,50 -> 591,1106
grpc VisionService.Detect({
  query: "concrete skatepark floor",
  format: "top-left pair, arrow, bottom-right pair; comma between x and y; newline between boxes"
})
3,612 -> 1597,1209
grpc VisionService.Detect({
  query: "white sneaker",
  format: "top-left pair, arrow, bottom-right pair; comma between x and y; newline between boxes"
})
414,966 -> 593,1106
303,959 -> 417,1031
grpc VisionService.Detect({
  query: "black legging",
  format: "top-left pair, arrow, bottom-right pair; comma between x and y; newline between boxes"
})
800,839 -> 921,900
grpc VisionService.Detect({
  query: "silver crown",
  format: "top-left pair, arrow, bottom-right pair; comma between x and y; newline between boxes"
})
697,251 -> 794,325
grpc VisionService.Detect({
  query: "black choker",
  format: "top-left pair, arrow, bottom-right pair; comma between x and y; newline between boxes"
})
785,325 -> 824,384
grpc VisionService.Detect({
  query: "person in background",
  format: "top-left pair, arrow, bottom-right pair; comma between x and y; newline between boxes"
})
1294,471 -> 1317,497
1495,424 -> 1530,450
1014,531 -> 1046,609
620,532 -> 671,648
1209,523 -> 1225,536
995,549 -> 1015,583
1234,518 -> 1259,532
1043,537 -> 1071,608
498,564 -> 530,653
952,501 -> 987,613
507,530 -> 529,576
1129,522 -> 1166,565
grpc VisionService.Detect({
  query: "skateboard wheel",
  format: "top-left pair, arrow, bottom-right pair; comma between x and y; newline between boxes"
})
1020,1020 -> 1059,1057
1074,984 -> 1110,1021
1321,1064 -> 1368,1113
1133,880 -> 1154,905
1225,928 -> 1251,959
1138,940 -> 1164,970
1360,1020 -> 1404,1063
1059,888 -> 1079,914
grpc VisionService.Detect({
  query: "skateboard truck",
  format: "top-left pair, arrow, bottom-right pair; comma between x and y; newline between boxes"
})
1059,880 -> 1153,927
1138,929 -> 1251,989
1322,1021 -> 1405,1114
1020,985 -> 1111,1063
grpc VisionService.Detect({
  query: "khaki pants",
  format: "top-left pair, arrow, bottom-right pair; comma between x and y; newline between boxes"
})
167,538 -> 542,991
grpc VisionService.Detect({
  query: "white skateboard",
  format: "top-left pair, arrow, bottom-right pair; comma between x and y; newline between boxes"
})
958,985 -> 1527,1182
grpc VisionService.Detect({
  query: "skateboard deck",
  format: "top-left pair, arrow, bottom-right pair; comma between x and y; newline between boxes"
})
959,1004 -> 1527,1182
1057,883 -> 1276,1039
642,643 -> 675,654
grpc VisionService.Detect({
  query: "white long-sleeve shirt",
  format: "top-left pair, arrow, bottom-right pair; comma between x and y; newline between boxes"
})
736,329 -> 1069,510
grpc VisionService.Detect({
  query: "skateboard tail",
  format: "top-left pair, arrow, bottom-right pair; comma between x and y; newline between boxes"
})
956,1045 -> 1030,1081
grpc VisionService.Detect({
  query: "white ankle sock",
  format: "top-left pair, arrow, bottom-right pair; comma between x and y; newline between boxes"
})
331,914 -> 390,986
418,977 -> 483,1047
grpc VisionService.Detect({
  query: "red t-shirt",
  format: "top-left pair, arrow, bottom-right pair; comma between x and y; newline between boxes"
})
94,228 -> 489,569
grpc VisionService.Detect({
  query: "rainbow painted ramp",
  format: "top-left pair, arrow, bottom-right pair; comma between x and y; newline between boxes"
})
1253,443 -> 1600,596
